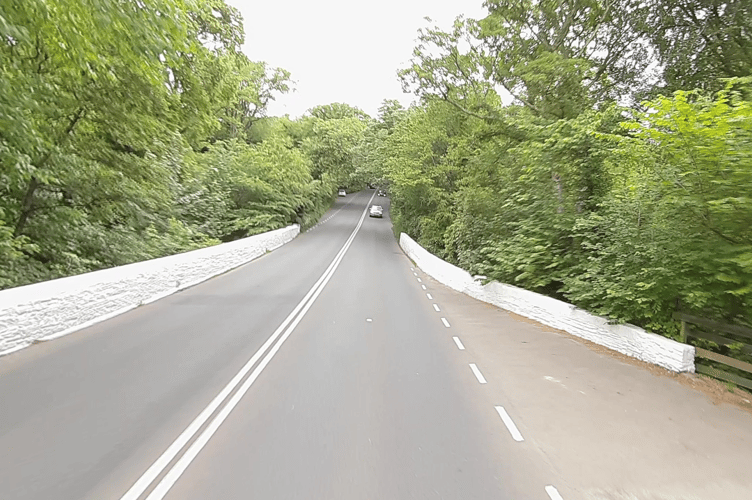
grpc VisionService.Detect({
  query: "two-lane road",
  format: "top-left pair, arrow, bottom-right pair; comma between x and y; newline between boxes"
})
0,191 -> 559,499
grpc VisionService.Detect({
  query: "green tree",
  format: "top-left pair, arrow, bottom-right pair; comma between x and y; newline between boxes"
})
213,54 -> 292,142
0,0 -> 301,288
639,0 -> 752,93
301,110 -> 369,189
401,1 -> 654,124
308,103 -> 371,122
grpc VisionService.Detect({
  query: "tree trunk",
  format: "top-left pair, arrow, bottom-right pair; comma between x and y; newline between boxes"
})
552,172 -> 564,213
14,177 -> 40,237
12,107 -> 85,237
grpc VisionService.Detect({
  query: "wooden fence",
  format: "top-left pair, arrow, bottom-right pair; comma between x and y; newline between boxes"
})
674,312 -> 752,390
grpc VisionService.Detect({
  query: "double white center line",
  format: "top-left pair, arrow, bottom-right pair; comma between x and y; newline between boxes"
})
120,192 -> 376,500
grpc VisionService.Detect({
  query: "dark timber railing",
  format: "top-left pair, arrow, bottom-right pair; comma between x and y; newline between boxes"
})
674,312 -> 752,390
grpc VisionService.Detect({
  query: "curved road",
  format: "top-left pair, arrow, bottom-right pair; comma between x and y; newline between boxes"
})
0,191 -> 561,500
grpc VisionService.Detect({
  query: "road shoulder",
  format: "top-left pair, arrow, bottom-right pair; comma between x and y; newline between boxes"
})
418,270 -> 752,500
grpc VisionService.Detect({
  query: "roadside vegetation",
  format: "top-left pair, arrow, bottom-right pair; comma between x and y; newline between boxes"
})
2,0 -> 751,361
0,1 -> 372,289
376,0 -> 752,351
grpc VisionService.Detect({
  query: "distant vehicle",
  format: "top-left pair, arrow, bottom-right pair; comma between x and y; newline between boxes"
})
369,205 -> 383,218
338,189 -> 346,197
377,189 -> 387,197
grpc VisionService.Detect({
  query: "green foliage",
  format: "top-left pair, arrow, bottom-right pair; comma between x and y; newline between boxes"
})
0,0 -> 332,289
638,0 -> 752,94
181,136 -> 322,241
388,78 -> 752,336
308,103 -> 370,122
212,54 -> 293,143
401,0 -> 655,123
382,100 -> 468,257
301,110 -> 369,189
570,82 -> 752,331
387,1 -> 752,349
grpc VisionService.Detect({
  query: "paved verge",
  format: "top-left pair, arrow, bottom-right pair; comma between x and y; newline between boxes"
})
421,270 -> 752,500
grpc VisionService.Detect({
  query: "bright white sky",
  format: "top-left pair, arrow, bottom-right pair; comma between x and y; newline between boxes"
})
226,0 -> 488,119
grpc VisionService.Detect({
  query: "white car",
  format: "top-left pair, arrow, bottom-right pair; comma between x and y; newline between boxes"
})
369,205 -> 383,218
338,189 -> 346,197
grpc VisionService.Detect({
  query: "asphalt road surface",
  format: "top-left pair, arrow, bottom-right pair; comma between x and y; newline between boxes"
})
0,191 -> 563,500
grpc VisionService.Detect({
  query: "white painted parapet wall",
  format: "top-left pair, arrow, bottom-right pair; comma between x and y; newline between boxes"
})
400,233 -> 695,373
0,225 -> 300,356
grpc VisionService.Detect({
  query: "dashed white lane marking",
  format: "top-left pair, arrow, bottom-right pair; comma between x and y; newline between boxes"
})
417,278 -> 422,283
452,337 -> 465,350
469,363 -> 487,384
413,272 -> 418,276
432,304 -> 441,312
426,293 -> 433,300
495,406 -> 524,442
421,284 -> 427,290
410,267 -> 414,271
545,485 -> 564,500
441,317 -> 450,328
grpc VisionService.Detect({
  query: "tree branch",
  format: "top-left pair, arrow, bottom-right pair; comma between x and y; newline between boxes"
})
14,107 -> 86,237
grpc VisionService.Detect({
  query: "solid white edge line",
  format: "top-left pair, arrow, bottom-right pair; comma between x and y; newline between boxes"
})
432,303 -> 440,312
120,192 -> 376,500
469,363 -> 487,384
426,293 -> 433,300
495,406 -> 524,442
0,343 -> 31,357
545,485 -> 564,500
441,317 -> 450,328
38,233 -> 300,346
141,288 -> 180,306
452,337 -> 465,350
40,304 -> 139,341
